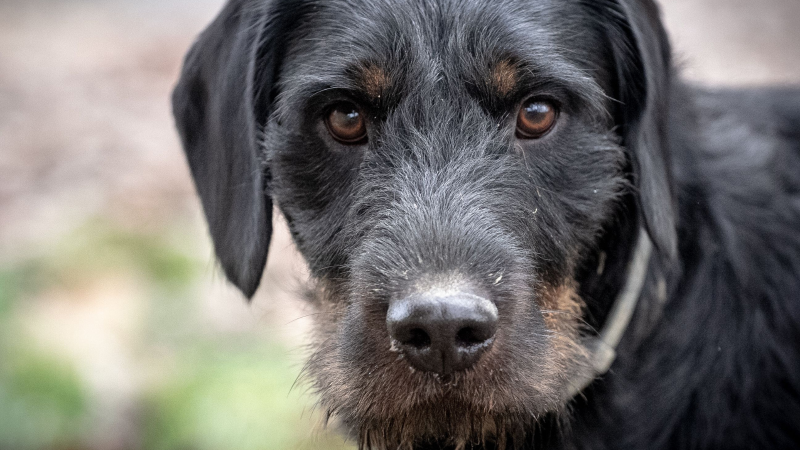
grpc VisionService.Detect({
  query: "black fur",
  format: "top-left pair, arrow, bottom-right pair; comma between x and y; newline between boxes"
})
173,0 -> 800,448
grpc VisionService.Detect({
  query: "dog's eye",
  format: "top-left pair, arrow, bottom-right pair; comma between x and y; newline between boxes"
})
516,99 -> 558,139
326,103 -> 367,144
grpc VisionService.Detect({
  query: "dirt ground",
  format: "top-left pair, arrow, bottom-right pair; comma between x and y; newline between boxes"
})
0,0 -> 798,449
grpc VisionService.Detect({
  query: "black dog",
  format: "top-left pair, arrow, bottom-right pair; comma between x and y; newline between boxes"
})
172,0 -> 800,448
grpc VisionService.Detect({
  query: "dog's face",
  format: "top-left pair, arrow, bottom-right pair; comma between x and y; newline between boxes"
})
174,0 -> 677,448
273,1 -> 627,443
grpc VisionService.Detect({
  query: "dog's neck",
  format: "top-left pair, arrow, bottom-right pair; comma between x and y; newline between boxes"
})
566,227 -> 653,399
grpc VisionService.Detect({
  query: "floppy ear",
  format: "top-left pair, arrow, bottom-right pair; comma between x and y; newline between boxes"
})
592,0 -> 678,261
172,0 -> 301,297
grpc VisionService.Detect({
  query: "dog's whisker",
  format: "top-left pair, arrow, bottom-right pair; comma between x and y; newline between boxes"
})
284,312 -> 323,326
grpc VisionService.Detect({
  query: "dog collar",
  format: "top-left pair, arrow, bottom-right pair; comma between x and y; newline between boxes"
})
566,227 -> 653,399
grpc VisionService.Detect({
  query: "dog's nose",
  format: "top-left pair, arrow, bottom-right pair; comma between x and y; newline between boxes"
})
387,291 -> 498,375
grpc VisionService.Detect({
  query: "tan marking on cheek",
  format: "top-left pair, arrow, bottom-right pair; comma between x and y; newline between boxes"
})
361,65 -> 390,99
538,280 -> 584,324
538,280 -> 589,362
491,60 -> 518,97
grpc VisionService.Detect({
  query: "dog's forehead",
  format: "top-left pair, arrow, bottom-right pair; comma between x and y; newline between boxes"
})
278,0 -> 602,106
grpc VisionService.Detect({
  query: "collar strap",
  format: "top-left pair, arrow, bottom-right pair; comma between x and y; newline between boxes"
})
566,227 -> 653,399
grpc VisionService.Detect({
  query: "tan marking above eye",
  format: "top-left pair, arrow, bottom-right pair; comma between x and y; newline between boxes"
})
516,99 -> 558,139
491,60 -> 518,96
326,103 -> 367,144
362,65 -> 389,99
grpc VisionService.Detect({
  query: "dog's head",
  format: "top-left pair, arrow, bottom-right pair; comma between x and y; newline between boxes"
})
173,0 -> 676,447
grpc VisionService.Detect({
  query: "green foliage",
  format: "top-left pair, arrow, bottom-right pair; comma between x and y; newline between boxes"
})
0,270 -> 16,319
0,218 -> 355,450
0,351 -> 89,450
43,219 -> 201,291
141,345 -> 352,450
0,263 -> 50,319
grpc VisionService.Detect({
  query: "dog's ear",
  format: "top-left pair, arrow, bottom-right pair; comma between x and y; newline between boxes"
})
172,0 -> 300,298
594,0 -> 678,260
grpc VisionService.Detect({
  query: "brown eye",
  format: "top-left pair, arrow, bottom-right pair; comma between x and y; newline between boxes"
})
326,103 -> 367,144
516,99 -> 558,139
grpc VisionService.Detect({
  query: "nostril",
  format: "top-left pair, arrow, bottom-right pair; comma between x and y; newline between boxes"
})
405,328 -> 431,349
456,326 -> 487,347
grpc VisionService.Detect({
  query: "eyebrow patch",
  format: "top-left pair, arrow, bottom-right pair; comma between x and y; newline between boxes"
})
361,64 -> 390,99
490,60 -> 518,97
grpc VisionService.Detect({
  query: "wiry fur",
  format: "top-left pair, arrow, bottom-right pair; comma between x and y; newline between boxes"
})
172,0 -> 800,448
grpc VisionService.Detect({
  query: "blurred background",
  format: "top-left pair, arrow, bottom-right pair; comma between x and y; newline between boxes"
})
0,0 -> 798,449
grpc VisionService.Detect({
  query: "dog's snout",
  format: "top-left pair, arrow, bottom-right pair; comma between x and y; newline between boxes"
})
387,291 -> 498,375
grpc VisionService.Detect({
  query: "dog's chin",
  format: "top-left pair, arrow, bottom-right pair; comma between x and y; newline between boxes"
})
342,396 -> 548,450
311,356 -> 580,450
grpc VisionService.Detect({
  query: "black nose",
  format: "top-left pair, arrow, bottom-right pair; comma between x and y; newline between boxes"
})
387,291 -> 498,375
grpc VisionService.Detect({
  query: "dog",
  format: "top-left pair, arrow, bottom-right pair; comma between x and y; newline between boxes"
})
172,0 -> 800,448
